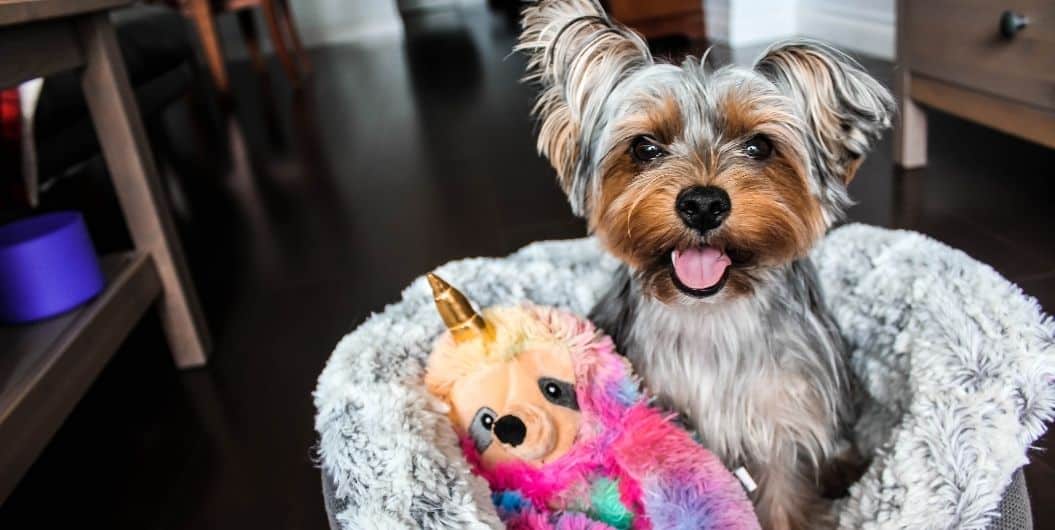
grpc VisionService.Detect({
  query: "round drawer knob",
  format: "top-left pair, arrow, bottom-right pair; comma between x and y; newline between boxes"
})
1000,11 -> 1029,39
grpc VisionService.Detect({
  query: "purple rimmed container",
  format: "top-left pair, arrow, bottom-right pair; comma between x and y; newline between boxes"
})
0,211 -> 105,324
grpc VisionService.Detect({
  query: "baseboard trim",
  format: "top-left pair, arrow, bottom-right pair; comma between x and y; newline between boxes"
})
300,21 -> 404,48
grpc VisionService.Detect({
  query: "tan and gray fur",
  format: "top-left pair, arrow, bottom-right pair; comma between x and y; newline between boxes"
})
518,1 -> 893,528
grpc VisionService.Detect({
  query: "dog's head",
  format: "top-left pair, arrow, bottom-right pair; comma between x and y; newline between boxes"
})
518,0 -> 893,303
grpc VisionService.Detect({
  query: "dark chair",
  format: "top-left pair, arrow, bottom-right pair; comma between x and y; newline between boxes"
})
159,0 -> 310,93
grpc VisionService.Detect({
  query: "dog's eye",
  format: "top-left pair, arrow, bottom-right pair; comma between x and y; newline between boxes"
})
538,377 -> 579,410
743,134 -> 773,160
631,136 -> 665,163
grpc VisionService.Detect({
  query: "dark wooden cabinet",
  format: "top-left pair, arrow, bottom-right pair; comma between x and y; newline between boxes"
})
606,0 -> 705,40
895,0 -> 1055,167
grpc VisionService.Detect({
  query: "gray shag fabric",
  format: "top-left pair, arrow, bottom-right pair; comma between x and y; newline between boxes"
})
317,469 -> 1034,530
314,224 -> 1054,529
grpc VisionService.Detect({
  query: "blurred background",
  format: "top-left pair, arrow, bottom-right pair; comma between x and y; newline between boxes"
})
0,0 -> 1052,528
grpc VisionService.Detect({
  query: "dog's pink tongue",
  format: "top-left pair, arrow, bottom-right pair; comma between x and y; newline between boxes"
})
672,246 -> 731,290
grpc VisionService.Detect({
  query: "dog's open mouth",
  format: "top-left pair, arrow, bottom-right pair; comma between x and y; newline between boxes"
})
670,246 -> 732,297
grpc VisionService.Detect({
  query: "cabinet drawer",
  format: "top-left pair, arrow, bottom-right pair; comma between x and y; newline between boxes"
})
902,0 -> 1055,110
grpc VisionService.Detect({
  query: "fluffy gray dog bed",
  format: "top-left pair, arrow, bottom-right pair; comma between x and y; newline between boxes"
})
314,224 -> 1054,529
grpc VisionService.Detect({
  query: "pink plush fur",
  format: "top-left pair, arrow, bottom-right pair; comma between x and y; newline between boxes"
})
453,304 -> 760,530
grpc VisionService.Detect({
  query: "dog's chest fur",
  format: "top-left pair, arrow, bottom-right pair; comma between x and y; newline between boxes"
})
590,258 -> 851,468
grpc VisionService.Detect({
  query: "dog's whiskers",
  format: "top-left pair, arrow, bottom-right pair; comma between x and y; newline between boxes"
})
623,172 -> 663,241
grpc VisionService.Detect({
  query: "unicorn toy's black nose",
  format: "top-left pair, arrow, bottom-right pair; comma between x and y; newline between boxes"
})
493,415 -> 526,447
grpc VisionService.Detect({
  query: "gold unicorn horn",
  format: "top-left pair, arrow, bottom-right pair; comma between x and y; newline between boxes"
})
427,273 -> 494,344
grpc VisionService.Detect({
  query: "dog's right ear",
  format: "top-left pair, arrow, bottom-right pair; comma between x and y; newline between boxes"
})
754,41 -> 893,187
518,0 -> 651,217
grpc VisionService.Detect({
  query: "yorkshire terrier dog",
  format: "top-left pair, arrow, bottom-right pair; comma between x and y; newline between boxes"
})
517,1 -> 893,529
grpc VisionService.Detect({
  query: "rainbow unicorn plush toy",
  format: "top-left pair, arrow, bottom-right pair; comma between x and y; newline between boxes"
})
424,273 -> 760,530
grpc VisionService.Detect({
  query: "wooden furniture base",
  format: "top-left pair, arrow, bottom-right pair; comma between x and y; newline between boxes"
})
0,0 -> 212,503
894,0 -> 1055,168
606,0 -> 705,40
0,253 -> 160,501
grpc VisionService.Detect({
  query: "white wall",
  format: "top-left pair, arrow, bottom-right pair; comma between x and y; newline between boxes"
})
215,0 -> 494,58
292,0 -> 404,46
797,0 -> 895,60
705,0 -> 797,48
706,0 -> 896,60
219,0 -> 894,59
397,0 -> 485,13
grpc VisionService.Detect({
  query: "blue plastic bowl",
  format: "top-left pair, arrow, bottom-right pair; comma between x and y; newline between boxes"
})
0,212 -> 105,324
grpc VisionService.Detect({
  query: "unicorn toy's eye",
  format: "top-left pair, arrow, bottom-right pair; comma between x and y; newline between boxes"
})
538,377 -> 579,410
470,407 -> 497,452
544,382 -> 561,399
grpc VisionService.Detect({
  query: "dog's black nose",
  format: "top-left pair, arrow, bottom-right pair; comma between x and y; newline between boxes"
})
676,186 -> 731,233
493,415 -> 527,447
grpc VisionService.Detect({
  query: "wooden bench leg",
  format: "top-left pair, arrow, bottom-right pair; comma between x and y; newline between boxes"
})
895,100 -> 928,169
237,9 -> 268,75
77,14 -> 212,368
277,0 -> 311,73
185,0 -> 230,93
893,0 -> 925,169
261,0 -> 301,87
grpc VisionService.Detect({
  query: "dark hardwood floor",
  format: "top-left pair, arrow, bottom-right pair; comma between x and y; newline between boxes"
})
1,5 -> 1053,529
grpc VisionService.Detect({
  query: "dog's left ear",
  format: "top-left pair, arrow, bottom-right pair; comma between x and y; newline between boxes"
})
755,41 -> 893,187
518,0 -> 651,217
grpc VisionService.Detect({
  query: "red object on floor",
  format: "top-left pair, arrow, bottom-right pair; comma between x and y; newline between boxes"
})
1,87 -> 27,207
0,88 -> 20,142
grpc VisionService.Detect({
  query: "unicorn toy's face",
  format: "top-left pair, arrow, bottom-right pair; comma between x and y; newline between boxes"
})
446,346 -> 581,469
424,273 -> 585,470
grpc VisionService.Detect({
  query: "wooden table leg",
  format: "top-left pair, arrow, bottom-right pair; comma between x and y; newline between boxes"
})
237,9 -> 268,75
76,13 -> 211,368
184,0 -> 230,93
261,0 -> 300,87
894,69 -> 928,169
893,0 -> 926,169
277,0 -> 311,73
892,166 -> 924,229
